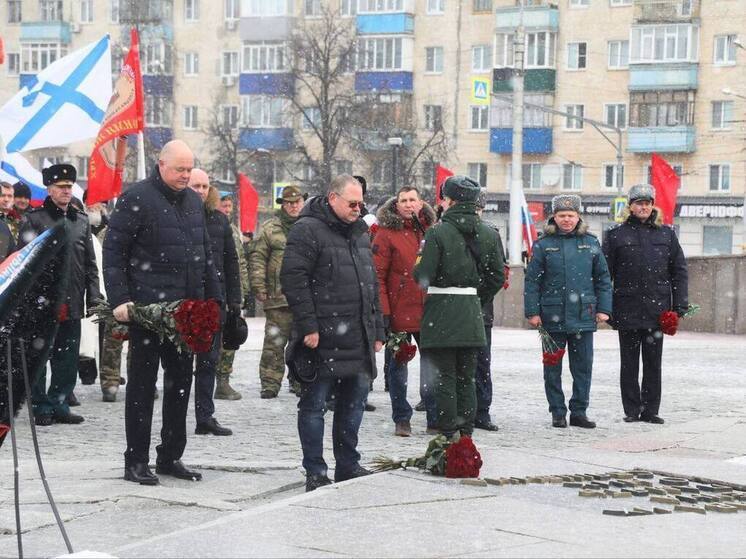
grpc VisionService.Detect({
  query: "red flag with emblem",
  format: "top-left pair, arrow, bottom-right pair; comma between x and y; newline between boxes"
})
435,164 -> 454,204
86,28 -> 144,205
238,173 -> 259,234
650,153 -> 680,226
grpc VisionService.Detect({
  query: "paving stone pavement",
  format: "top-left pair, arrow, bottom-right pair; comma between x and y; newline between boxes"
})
1,320 -> 744,557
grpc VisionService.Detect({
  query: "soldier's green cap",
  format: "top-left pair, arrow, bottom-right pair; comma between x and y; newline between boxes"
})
276,185 -> 308,204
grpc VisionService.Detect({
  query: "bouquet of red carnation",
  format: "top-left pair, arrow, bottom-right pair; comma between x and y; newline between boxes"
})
659,303 -> 700,336
371,434 -> 483,478
91,298 -> 220,354
386,331 -> 417,365
537,326 -> 565,366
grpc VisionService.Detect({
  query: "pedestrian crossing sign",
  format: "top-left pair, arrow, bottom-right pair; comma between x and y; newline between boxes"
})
613,197 -> 627,222
471,78 -> 490,105
273,182 -> 291,209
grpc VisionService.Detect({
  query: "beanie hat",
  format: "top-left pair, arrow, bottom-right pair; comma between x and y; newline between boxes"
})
551,194 -> 581,214
628,183 -> 655,203
442,175 -> 480,203
13,181 -> 32,199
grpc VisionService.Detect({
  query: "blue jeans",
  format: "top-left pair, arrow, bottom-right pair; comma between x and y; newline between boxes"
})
297,374 -> 370,477
475,326 -> 493,424
543,331 -> 594,418
387,333 -> 437,427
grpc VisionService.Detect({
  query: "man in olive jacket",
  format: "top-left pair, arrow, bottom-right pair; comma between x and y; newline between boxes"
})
414,176 -> 504,438
602,184 -> 688,425
280,175 -> 385,492
524,195 -> 612,429
249,185 -> 306,399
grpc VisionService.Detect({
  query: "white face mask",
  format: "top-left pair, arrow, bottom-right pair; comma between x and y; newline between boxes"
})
88,210 -> 102,227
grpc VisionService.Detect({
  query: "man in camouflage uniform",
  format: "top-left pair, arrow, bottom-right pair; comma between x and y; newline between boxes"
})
215,193 -> 249,400
249,185 -> 305,398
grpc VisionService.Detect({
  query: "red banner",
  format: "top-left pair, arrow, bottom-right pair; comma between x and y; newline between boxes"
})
650,153 -> 680,225
435,164 -> 454,204
238,173 -> 259,234
86,28 -> 144,206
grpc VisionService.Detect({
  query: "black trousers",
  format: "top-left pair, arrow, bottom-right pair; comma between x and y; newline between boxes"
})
618,329 -> 664,417
475,325 -> 493,424
124,326 -> 194,466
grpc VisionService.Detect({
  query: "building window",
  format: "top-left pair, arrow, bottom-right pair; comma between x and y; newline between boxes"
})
427,0 -> 445,14
467,162 -> 488,187
341,0 -> 357,15
80,0 -> 93,22
145,95 -> 173,127
39,0 -> 63,21
372,159 -> 393,186
523,163 -> 542,190
566,42 -> 587,70
110,0 -> 119,23
20,43 -> 66,73
185,0 -> 199,21
242,42 -> 287,72
77,157 -> 90,179
6,52 -> 20,75
564,104 -> 584,130
525,31 -> 556,68
472,45 -> 492,72
470,106 -> 489,130
424,105 -> 443,130
714,35 -> 737,66
629,90 -> 695,127
421,160 -> 436,186
703,226 -> 732,255
225,0 -> 239,19
301,107 -> 321,130
357,37 -> 403,71
570,0 -> 589,7
244,0 -> 288,16
7,0 -> 22,23
222,51 -> 239,77
603,164 -> 624,189
709,164 -> 730,192
563,164 -> 583,191
184,52 -> 199,76
473,0 -> 492,12
425,47 -> 444,73
630,24 -> 698,64
604,103 -> 627,129
183,106 -> 198,130
610,0 -> 632,5
304,0 -> 321,16
491,93 -> 552,127
142,41 -> 173,75
712,101 -> 733,130
335,160 -> 353,175
607,40 -> 629,69
241,95 -> 287,127
221,105 -> 239,129
358,0 -> 403,13
494,33 -> 515,67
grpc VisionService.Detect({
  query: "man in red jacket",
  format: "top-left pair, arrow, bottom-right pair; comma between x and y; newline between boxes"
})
372,186 -> 437,436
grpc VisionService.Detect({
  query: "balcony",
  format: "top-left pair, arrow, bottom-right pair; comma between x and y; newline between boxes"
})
627,126 -> 695,153
490,128 -> 553,155
356,14 -> 414,35
20,21 -> 71,43
633,0 -> 699,23
628,62 -> 698,91
239,73 -> 294,96
355,71 -> 413,93
119,0 -> 173,24
239,128 -> 294,151
493,68 -> 555,93
495,5 -> 558,31
240,17 -> 294,41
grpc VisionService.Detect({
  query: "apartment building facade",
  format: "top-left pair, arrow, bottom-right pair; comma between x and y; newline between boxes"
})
0,0 -> 744,255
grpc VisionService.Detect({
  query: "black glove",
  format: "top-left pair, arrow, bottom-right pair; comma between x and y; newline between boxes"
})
229,304 -> 241,316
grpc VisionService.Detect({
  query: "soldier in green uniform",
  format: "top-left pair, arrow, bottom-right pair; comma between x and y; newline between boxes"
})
414,176 -> 505,438
249,185 -> 306,398
215,193 -> 250,400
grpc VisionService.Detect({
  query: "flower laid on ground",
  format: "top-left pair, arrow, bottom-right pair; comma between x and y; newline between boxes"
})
371,434 -> 483,478
386,331 -> 417,365
659,303 -> 701,336
537,326 -> 565,366
91,298 -> 220,353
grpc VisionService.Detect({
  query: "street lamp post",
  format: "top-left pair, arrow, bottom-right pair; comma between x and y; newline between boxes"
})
388,136 -> 403,195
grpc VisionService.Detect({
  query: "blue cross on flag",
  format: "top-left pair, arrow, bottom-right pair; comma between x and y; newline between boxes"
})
0,36 -> 112,154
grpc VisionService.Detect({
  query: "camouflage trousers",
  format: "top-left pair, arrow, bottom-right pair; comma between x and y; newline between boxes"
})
259,307 -> 293,394
99,321 -> 125,391
217,348 -> 236,378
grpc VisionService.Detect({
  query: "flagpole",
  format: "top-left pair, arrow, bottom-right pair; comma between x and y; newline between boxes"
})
136,131 -> 146,180
508,1 -> 525,267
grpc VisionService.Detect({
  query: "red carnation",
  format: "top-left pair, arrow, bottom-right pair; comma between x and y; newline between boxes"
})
542,348 -> 566,366
659,311 -> 679,336
394,341 -> 417,364
445,436 -> 483,478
